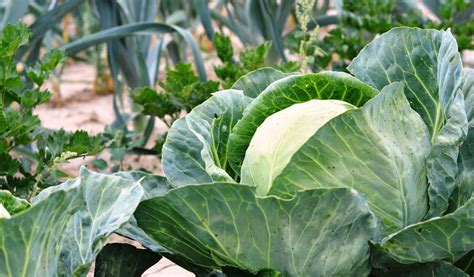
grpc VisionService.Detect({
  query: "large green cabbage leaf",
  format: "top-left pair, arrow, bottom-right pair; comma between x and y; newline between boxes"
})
374,69 -> 474,268
0,185 -> 84,276
162,89 -> 252,186
379,196 -> 474,264
464,69 -> 474,124
116,171 -> 227,276
227,72 -> 378,176
33,167 -> 144,276
348,27 -> 468,217
0,168 -> 144,276
231,67 -> 292,98
135,184 -> 380,276
449,69 -> 474,211
271,83 -> 431,234
114,171 -> 174,253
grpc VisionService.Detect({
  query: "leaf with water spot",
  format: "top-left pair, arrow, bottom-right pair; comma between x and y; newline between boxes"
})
348,27 -> 467,217
135,183 -> 380,276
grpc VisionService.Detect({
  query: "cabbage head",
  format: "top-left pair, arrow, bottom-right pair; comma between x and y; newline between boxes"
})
133,28 -> 474,276
241,99 -> 354,195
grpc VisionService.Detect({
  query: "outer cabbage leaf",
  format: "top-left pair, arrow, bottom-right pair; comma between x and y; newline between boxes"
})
135,184 -> 380,276
162,90 -> 252,186
231,67 -> 291,98
464,69 -> 474,124
426,90 -> 467,216
33,167 -> 144,276
449,69 -> 474,211
113,171 -> 174,200
241,100 -> 354,195
271,83 -> 431,233
115,171 -> 174,253
114,172 -> 222,276
227,72 -> 378,175
0,185 -> 83,276
378,196 -> 474,264
348,27 -> 467,217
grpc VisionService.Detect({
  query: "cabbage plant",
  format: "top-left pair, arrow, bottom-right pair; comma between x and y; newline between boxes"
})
0,168 -> 145,276
133,27 -> 474,275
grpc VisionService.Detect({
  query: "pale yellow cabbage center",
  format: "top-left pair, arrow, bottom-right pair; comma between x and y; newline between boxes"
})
240,99 -> 354,195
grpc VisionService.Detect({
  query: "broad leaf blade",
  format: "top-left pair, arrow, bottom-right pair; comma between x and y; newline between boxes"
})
113,171 -> 174,200
34,167 -> 144,276
227,72 -> 378,175
450,69 -> 474,210
163,90 -> 252,186
271,83 -> 431,233
113,173 -> 218,276
0,187 -> 84,276
379,196 -> 474,264
94,243 -> 161,277
464,69 -> 474,124
135,184 -> 380,276
426,89 -> 467,217
231,67 -> 291,98
115,171 -> 173,253
348,28 -> 462,135
348,27 -> 467,217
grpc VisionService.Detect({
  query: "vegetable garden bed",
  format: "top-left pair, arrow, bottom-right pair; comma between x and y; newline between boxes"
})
1,0 -> 473,276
